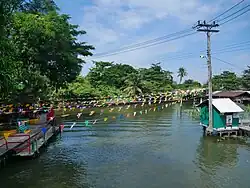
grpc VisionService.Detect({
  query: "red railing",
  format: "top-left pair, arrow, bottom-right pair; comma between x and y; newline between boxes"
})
7,134 -> 31,154
0,117 -> 57,155
0,136 -> 8,150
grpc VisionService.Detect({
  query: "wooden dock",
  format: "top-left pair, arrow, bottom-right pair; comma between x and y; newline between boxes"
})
239,125 -> 250,136
0,119 -> 61,168
0,133 -> 35,157
16,126 -> 59,157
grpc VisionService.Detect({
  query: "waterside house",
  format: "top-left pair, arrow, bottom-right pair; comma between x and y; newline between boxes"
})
197,98 -> 244,136
206,91 -> 250,105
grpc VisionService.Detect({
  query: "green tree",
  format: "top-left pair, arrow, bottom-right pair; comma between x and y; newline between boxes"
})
212,71 -> 240,91
0,0 -> 24,100
87,61 -> 137,88
183,79 -> 201,88
177,67 -> 187,84
139,63 -> 173,92
0,0 -> 94,102
123,72 -> 144,97
20,0 -> 58,13
87,61 -> 114,87
241,66 -> 250,90
67,76 -> 97,98
10,11 -> 94,89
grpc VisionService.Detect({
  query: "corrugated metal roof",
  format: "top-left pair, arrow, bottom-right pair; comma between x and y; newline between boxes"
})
197,98 -> 244,113
213,91 -> 250,98
212,98 -> 244,113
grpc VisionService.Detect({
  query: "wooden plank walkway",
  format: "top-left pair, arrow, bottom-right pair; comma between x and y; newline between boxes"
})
239,126 -> 250,132
17,126 -> 59,157
0,122 -> 58,157
0,132 -> 40,157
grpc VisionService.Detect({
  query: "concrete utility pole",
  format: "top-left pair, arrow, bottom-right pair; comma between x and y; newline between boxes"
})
194,20 -> 219,133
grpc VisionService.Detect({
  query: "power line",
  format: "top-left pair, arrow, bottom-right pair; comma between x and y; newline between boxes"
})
213,46 -> 250,55
218,5 -> 250,22
92,32 -> 198,59
156,45 -> 250,63
93,29 -> 194,57
213,56 -> 246,70
161,41 -> 250,61
208,0 -> 245,22
220,7 -> 250,25
91,0 -> 248,59
164,47 -> 250,61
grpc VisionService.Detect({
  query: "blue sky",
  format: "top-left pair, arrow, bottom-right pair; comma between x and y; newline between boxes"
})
54,0 -> 250,83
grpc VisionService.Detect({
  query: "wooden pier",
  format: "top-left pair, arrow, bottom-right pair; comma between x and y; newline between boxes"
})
239,125 -> 250,137
0,118 -> 60,168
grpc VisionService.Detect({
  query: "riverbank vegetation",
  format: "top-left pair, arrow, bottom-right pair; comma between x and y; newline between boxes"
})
1,0 -> 250,104
54,62 -> 203,100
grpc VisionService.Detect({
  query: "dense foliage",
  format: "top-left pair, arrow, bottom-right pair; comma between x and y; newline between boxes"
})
0,0 -> 94,103
57,62 -> 250,100
211,70 -> 250,91
57,62 -> 202,100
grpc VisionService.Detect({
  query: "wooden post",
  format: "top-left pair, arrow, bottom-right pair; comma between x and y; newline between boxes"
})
4,138 -> 8,150
28,135 -> 31,154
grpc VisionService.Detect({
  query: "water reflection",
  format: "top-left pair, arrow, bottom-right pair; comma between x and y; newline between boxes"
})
0,139 -> 91,188
196,136 -> 239,171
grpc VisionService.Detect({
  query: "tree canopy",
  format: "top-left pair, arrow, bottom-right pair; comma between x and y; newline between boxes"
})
177,67 -> 187,84
212,71 -> 240,91
56,61 -> 204,99
0,0 -> 94,103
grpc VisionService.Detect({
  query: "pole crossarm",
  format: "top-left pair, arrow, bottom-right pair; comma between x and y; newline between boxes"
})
197,29 -> 220,32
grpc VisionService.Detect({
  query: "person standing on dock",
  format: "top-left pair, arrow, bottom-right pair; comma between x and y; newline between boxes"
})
46,105 -> 55,122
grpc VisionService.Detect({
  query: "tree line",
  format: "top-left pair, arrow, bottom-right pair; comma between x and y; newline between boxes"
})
0,0 -> 249,103
55,62 -> 201,100
56,62 -> 250,100
211,69 -> 250,91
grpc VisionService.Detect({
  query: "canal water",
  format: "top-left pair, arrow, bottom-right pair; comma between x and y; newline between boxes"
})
1,103 -> 250,188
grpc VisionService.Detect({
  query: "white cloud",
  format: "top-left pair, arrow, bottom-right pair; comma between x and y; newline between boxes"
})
78,0 -> 250,82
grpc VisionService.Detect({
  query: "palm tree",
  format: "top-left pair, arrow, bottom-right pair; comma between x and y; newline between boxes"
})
123,73 -> 143,97
177,67 -> 187,84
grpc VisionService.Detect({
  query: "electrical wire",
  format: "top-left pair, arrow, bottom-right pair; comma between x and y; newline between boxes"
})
159,41 -> 250,61
157,46 -> 250,62
90,0 -> 249,59
220,7 -> 250,25
92,32 -> 198,59
208,0 -> 245,22
93,29 -> 194,57
217,5 -> 250,23
212,56 -> 246,70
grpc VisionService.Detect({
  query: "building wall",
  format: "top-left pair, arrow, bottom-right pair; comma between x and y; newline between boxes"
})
200,106 -> 240,128
220,113 -> 239,127
212,108 -> 224,129
200,106 -> 208,126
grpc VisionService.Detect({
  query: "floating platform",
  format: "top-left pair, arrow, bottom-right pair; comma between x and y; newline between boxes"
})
16,126 -> 60,157
201,123 -> 250,137
0,120 -> 61,168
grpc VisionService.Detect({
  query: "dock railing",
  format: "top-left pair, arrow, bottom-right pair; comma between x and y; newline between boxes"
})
0,136 -> 8,150
0,116 -> 57,155
7,134 -> 31,154
239,112 -> 250,126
